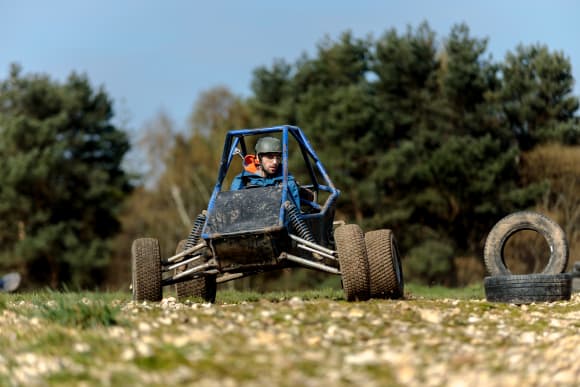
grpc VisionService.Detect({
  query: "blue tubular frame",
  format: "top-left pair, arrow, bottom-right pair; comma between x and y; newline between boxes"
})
287,126 -> 340,219
203,125 -> 340,237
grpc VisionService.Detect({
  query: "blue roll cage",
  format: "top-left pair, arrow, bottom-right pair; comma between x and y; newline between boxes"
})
204,125 -> 340,233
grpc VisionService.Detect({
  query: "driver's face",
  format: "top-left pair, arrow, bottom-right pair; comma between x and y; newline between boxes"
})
260,152 -> 282,175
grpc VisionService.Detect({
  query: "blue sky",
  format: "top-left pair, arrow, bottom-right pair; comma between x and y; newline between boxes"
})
1,1 -> 579,132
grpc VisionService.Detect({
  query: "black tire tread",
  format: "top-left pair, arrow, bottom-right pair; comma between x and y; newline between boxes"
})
132,238 -> 162,302
174,240 -> 216,303
365,229 -> 404,299
484,273 -> 572,304
335,224 -> 370,301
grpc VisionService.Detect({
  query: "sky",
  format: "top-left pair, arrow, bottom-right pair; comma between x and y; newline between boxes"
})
1,0 -> 579,133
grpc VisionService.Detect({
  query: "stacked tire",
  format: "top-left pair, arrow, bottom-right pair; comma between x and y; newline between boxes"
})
572,262 -> 580,293
483,211 -> 571,304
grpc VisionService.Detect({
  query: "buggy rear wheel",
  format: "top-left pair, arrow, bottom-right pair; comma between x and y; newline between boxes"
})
335,224 -> 370,301
365,229 -> 404,299
131,238 -> 162,302
175,239 -> 217,303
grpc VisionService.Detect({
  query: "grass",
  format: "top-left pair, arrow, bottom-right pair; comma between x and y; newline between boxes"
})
0,285 -> 576,386
162,283 -> 485,305
211,282 -> 486,303
405,282 -> 485,299
36,295 -> 122,329
214,287 -> 346,303
2,290 -> 125,328
0,282 -> 485,309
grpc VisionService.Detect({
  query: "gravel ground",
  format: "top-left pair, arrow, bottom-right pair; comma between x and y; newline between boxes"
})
1,293 -> 579,386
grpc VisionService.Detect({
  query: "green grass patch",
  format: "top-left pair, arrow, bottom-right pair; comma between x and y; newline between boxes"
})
215,283 -> 485,303
214,287 -> 345,303
5,289 -> 127,304
170,283 -> 486,304
133,345 -> 191,371
0,287 -> 577,385
29,329 -> 76,352
405,282 -> 485,299
31,291 -> 124,329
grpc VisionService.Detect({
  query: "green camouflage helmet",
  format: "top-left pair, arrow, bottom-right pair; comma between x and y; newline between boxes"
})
255,136 -> 282,155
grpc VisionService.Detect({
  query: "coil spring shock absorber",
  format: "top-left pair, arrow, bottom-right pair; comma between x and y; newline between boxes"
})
285,202 -> 315,243
185,212 -> 207,249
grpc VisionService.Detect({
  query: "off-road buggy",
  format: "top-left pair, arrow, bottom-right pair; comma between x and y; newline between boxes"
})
131,125 -> 404,302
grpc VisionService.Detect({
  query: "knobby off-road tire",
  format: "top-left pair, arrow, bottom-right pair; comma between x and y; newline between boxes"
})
335,224 -> 370,302
365,229 -> 404,299
484,211 -> 569,276
484,273 -> 572,304
132,238 -> 162,302
174,239 -> 217,303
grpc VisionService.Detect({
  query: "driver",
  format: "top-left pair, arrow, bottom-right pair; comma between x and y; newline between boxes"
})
230,136 -> 301,208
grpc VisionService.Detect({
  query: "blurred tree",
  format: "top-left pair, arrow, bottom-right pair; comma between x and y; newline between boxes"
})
182,86 -> 253,215
499,44 -> 579,150
110,86 -> 252,276
113,23 -> 580,289
0,64 -> 132,288
249,60 -> 295,126
520,144 -> 580,271
294,32 -> 376,223
371,25 -> 547,284
112,111 -> 187,265
372,22 -> 441,143
137,110 -> 176,187
369,22 -> 443,232
190,85 -> 252,136
248,23 -> 574,286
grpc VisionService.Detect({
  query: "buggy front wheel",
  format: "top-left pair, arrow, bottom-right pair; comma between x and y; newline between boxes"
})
131,238 -> 162,302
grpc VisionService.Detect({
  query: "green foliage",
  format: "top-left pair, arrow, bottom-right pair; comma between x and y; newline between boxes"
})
0,64 -> 132,288
106,22 -> 578,289
247,22 -> 579,285
520,144 -> 580,271
499,44 -> 579,149
111,86 -> 255,267
250,59 -> 295,125
404,239 -> 455,285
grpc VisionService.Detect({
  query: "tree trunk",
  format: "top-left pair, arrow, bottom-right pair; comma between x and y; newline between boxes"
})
48,255 -> 59,289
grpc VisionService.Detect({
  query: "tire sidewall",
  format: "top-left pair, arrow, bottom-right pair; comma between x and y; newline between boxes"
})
484,211 -> 569,276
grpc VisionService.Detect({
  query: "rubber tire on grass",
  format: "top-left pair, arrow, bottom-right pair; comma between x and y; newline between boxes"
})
335,224 -> 370,302
132,238 -> 162,302
484,211 -> 569,276
174,239 -> 217,303
484,273 -> 572,304
365,229 -> 404,299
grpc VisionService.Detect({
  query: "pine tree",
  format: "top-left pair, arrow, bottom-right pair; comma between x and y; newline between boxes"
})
0,64 -> 132,288
246,23 -> 578,285
500,44 -> 579,149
